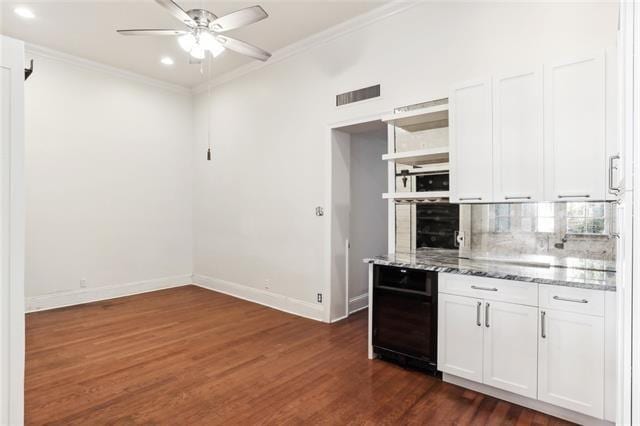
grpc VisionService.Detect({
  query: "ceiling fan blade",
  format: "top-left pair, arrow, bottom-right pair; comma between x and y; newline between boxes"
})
154,0 -> 197,28
210,6 -> 268,32
216,35 -> 271,61
216,36 -> 271,61
117,29 -> 187,36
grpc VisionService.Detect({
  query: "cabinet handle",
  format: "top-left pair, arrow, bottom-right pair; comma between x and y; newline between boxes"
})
459,197 -> 482,201
485,302 -> 490,328
504,196 -> 532,200
553,295 -> 588,304
471,285 -> 498,292
476,301 -> 482,327
541,311 -> 546,339
609,154 -> 621,194
558,194 -> 591,199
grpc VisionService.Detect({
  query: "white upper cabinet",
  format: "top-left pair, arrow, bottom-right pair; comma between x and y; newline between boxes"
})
449,79 -> 493,203
544,53 -> 607,201
450,51 -> 613,203
493,69 -> 544,202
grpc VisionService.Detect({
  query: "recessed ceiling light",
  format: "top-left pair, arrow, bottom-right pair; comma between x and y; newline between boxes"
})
14,7 -> 35,19
160,56 -> 174,66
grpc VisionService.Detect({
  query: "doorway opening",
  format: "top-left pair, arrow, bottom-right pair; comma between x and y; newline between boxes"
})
328,120 -> 388,323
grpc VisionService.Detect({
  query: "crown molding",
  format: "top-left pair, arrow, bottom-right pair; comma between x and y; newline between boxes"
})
192,0 -> 419,94
24,43 -> 191,96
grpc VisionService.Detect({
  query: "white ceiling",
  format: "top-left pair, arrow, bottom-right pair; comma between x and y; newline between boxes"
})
0,0 -> 386,88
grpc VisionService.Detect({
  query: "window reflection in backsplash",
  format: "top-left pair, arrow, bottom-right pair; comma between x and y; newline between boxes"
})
460,202 -> 616,261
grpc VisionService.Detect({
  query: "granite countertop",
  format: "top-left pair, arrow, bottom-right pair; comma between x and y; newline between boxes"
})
363,249 -> 616,291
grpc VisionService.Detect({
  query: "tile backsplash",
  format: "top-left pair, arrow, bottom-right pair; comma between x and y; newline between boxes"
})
397,201 -> 617,261
459,202 -> 617,261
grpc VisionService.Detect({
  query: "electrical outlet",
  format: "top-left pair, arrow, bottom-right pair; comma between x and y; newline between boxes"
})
264,279 -> 270,290
317,293 -> 323,303
80,278 -> 88,288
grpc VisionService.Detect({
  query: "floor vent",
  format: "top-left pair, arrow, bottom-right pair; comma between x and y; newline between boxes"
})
336,84 -> 380,106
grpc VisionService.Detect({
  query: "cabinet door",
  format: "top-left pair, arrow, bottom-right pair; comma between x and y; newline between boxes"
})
544,53 -> 606,201
438,293 -> 483,382
449,79 -> 493,203
538,309 -> 604,418
493,69 -> 543,202
483,301 -> 538,398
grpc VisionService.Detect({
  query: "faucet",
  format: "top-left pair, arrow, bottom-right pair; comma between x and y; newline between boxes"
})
554,234 -> 568,250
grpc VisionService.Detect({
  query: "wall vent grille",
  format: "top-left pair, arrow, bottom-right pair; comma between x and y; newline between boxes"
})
336,84 -> 380,106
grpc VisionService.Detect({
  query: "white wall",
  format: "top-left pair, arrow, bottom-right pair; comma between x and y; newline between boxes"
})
349,129 -> 387,312
24,53 -> 194,307
192,2 -> 617,316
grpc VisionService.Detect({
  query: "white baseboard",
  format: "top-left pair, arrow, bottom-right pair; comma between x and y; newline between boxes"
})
192,274 -> 324,322
349,293 -> 368,314
25,274 -> 193,313
443,374 -> 613,426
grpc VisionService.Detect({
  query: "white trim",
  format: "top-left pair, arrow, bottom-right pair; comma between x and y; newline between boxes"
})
345,238 -> 350,319
387,124 -> 396,253
192,1 -> 418,93
323,126 -> 333,323
330,314 -> 349,323
443,374 -> 613,426
24,43 -> 191,95
367,263 -> 375,359
25,274 -> 192,312
328,112 -> 389,131
192,274 -> 324,322
1,34 -> 26,426
349,293 -> 368,314
325,114 -> 390,324
618,1 -> 636,424
630,0 -> 640,421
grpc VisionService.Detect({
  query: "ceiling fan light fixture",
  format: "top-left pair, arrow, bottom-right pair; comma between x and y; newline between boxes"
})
14,6 -> 35,19
117,2 -> 271,63
190,44 -> 205,59
200,32 -> 225,57
160,56 -> 175,66
178,33 -> 196,52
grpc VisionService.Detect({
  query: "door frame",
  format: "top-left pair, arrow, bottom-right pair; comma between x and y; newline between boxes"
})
0,35 -> 26,426
618,0 -> 639,423
324,112 -> 390,323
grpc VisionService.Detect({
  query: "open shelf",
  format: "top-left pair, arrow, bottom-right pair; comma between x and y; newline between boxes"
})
402,162 -> 450,174
381,104 -> 449,132
382,147 -> 449,166
382,191 -> 450,201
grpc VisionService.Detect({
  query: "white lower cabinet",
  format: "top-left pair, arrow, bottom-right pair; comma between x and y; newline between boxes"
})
483,301 -> 538,399
538,308 -> 605,419
438,293 -> 484,382
438,294 -> 537,398
438,273 -> 611,421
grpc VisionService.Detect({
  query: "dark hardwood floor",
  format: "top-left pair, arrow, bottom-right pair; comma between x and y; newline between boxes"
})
26,285 -> 573,425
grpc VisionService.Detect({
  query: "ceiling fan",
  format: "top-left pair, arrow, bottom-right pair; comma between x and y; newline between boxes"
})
117,0 -> 272,62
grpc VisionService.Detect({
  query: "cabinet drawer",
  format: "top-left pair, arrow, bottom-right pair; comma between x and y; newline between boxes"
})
539,285 -> 604,317
439,273 -> 538,306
